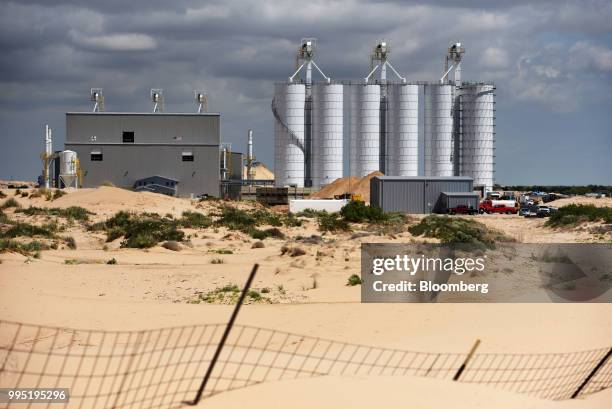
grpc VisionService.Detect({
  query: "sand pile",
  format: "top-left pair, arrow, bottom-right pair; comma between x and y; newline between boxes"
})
243,162 -> 275,180
310,171 -> 383,202
43,186 -> 198,218
309,176 -> 360,199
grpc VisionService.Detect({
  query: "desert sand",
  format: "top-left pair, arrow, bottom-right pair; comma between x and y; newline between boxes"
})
0,186 -> 611,408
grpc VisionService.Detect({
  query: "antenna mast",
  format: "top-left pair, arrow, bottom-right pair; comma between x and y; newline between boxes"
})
151,89 -> 164,112
195,90 -> 208,113
90,88 -> 104,112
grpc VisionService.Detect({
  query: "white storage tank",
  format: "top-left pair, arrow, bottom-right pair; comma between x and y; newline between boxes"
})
424,83 -> 454,177
60,150 -> 77,176
387,83 -> 419,176
460,83 -> 495,192
273,83 -> 306,187
312,83 -> 343,188
357,84 -> 381,177
59,150 -> 78,188
348,84 -> 360,177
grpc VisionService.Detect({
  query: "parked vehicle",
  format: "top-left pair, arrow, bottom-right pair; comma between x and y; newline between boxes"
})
448,205 -> 477,215
536,206 -> 558,218
519,205 -> 539,217
479,200 -> 519,214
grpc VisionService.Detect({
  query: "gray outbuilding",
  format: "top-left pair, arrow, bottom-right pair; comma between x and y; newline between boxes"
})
440,192 -> 480,212
370,176 -> 475,214
65,112 -> 220,198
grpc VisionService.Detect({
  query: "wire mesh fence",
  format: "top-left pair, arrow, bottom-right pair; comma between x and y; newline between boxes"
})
1,320 -> 610,408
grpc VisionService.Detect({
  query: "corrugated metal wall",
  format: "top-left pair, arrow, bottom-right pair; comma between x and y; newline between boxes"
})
425,179 -> 473,213
370,177 -> 474,214
444,195 -> 479,211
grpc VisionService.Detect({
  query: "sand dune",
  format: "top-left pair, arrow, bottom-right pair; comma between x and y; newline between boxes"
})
0,186 -> 611,407
200,375 -> 612,409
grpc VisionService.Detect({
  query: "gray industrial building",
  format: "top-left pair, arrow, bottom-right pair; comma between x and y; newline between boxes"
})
65,112 -> 221,197
370,176 -> 475,214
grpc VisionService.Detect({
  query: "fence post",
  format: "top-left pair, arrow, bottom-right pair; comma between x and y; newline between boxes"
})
184,263 -> 259,406
453,339 -> 481,381
571,347 -> 612,399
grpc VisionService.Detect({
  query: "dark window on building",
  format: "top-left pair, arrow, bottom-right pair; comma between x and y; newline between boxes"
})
182,153 -> 194,162
123,131 -> 135,143
91,152 -> 103,161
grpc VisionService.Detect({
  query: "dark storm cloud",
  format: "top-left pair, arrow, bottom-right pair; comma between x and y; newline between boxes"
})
0,0 -> 611,184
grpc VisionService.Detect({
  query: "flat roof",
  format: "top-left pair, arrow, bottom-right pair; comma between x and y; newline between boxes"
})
66,112 -> 220,116
374,176 -> 473,181
441,192 -> 480,196
136,175 -> 179,182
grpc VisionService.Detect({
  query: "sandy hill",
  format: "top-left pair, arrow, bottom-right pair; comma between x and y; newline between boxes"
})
37,186 -> 200,218
310,171 -> 383,202
243,162 -> 275,180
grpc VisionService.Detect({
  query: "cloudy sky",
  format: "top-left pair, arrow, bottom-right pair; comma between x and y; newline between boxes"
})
1,0 -> 611,185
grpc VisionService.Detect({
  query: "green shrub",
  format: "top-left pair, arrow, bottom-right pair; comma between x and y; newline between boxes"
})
211,258 -> 224,264
347,274 -> 362,286
1,222 -> 56,238
195,283 -> 267,304
340,201 -> 387,223
1,198 -> 21,210
121,219 -> 184,248
282,212 -> 302,227
106,258 -> 117,265
317,213 -> 351,232
215,205 -> 290,232
20,206 -> 93,222
179,211 -> 212,228
247,290 -> 261,301
0,239 -> 49,256
216,206 -> 257,231
105,227 -> 124,242
52,190 -> 66,201
546,205 -> 612,227
296,208 -> 329,218
250,227 -> 285,240
65,236 -> 77,249
408,215 -> 512,248
220,283 -> 240,292
93,211 -> 184,248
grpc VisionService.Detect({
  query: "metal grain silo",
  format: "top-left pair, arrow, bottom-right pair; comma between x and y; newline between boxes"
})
387,83 -> 419,176
348,84 -> 360,176
358,84 -> 381,176
460,83 -> 495,192
273,82 -> 306,187
312,83 -> 343,187
424,83 -> 454,177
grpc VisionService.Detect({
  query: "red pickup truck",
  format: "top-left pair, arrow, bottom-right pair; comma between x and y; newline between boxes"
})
479,200 -> 519,214
448,205 -> 477,215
